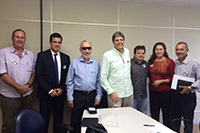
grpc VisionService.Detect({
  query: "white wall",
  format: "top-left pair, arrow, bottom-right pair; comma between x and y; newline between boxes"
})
0,0 -> 200,130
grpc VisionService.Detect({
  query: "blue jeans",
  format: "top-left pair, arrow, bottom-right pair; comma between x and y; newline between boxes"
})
133,97 -> 147,114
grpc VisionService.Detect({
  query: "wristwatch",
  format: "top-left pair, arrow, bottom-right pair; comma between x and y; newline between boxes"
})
188,86 -> 192,90
27,83 -> 32,87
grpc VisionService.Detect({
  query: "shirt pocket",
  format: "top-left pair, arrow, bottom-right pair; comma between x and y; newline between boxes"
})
90,69 -> 97,78
110,58 -> 124,72
23,61 -> 34,73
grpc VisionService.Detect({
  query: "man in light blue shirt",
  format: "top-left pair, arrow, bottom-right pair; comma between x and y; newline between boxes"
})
101,31 -> 133,108
66,40 -> 102,133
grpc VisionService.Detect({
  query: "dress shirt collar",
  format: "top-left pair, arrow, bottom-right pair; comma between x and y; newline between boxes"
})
79,56 -> 93,63
175,55 -> 189,65
50,49 -> 60,56
113,47 -> 125,55
133,57 -> 145,64
10,46 -> 28,56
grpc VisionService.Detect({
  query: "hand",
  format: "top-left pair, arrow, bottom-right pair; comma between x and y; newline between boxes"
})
94,99 -> 101,106
49,89 -> 58,97
153,80 -> 162,87
17,85 -> 29,95
55,88 -> 63,96
180,86 -> 191,94
68,101 -> 74,109
109,92 -> 118,103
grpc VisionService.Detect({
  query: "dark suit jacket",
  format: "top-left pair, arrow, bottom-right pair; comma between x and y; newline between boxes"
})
35,49 -> 70,100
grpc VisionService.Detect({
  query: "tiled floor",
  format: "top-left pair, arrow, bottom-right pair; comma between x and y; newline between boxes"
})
180,124 -> 199,133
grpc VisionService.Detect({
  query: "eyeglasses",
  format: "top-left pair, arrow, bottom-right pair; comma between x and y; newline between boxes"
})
81,47 -> 92,50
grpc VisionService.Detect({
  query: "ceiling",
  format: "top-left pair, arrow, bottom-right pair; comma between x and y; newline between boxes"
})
121,0 -> 200,8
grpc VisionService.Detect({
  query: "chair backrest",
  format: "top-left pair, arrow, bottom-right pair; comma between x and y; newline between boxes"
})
85,123 -> 108,133
15,109 -> 45,133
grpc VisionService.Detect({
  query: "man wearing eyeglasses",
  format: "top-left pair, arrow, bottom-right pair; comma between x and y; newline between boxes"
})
66,40 -> 102,133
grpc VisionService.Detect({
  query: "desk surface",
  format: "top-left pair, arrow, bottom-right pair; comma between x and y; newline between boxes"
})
82,107 -> 176,133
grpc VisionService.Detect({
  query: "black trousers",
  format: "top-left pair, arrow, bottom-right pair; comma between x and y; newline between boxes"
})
70,90 -> 96,133
169,90 -> 196,133
149,89 -> 171,127
40,98 -> 64,133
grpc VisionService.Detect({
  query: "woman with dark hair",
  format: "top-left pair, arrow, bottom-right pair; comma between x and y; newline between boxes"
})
148,42 -> 175,127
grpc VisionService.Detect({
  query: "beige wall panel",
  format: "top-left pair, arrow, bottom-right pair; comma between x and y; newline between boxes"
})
53,23 -> 117,62
40,23 -> 52,53
120,2 -> 173,26
42,0 -> 51,20
0,20 -> 41,57
0,0 -> 46,20
52,0 -> 118,24
175,7 -> 200,28
174,29 -> 200,60
120,27 -> 173,60
0,20 -> 13,48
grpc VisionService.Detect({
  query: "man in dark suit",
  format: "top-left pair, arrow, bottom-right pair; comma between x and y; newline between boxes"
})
35,33 -> 70,133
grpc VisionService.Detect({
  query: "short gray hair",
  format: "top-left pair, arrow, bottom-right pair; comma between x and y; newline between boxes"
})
80,40 -> 92,47
176,41 -> 189,50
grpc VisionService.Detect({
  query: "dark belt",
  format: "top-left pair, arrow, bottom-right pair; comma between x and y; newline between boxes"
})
74,90 -> 96,95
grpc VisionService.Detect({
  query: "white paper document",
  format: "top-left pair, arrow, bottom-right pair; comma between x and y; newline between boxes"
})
171,74 -> 195,90
144,123 -> 176,133
99,113 -> 119,128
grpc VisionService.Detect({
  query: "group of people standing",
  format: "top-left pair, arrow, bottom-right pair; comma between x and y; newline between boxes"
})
131,41 -> 200,133
0,29 -> 199,133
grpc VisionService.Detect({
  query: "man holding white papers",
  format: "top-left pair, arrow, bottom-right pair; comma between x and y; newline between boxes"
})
170,42 -> 200,133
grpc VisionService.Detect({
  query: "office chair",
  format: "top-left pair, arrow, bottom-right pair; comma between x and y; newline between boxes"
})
15,109 -> 73,133
85,123 -> 108,133
56,123 -> 73,133
15,109 -> 45,133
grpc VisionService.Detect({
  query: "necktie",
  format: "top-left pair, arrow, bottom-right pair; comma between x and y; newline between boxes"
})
54,54 -> 59,86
